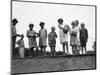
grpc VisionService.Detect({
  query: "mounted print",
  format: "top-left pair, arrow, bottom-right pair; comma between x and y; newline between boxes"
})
11,0 -> 96,74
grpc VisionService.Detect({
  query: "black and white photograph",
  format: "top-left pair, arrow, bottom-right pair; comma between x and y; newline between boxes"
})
11,0 -> 96,74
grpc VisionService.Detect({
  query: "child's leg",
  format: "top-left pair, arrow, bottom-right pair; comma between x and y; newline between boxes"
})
53,47 -> 56,55
65,42 -> 69,54
62,43 -> 65,55
81,47 -> 83,54
84,46 -> 87,54
21,47 -> 24,58
50,47 -> 53,56
44,47 -> 46,56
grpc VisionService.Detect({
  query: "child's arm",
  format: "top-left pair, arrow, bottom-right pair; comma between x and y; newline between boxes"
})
16,40 -> 20,46
58,25 -> 64,30
55,32 -> 57,38
26,31 -> 31,38
86,29 -> 88,41
45,29 -> 47,38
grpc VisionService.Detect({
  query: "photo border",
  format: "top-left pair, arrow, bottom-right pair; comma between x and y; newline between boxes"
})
11,0 -> 97,74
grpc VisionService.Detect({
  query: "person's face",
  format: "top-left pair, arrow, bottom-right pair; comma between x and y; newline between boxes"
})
21,35 -> 24,39
41,25 -> 44,28
13,22 -> 17,26
29,26 -> 33,30
81,24 -> 85,28
58,21 -> 63,24
51,28 -> 55,32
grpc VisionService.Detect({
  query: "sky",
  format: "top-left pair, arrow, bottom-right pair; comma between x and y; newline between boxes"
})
12,1 -> 95,53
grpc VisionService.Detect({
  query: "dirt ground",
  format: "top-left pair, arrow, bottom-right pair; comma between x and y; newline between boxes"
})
11,55 -> 96,74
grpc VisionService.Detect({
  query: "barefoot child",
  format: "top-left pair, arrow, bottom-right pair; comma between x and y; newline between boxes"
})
39,22 -> 47,56
48,26 -> 57,56
80,23 -> 88,54
16,34 -> 25,58
26,24 -> 38,57
70,21 -> 78,55
58,18 -> 70,55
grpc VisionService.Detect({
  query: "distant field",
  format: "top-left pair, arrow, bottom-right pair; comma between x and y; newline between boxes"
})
11,55 -> 96,74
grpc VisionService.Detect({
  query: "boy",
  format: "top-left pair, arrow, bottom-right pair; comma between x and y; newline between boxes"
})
39,22 -> 47,56
16,34 -> 25,58
80,23 -> 88,54
26,24 -> 38,57
48,26 -> 57,56
58,18 -> 70,55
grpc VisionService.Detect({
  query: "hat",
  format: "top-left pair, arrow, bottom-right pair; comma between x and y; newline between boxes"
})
29,24 -> 34,27
40,22 -> 45,26
12,18 -> 18,23
58,18 -> 63,23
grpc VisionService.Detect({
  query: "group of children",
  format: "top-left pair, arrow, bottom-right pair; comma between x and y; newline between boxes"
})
12,18 -> 88,58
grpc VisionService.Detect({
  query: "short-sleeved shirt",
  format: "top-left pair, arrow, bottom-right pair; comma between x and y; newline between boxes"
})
27,30 -> 37,48
16,39 -> 24,48
12,25 -> 17,37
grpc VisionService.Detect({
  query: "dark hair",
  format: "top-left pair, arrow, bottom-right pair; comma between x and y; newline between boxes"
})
71,21 -> 76,26
12,18 -> 18,23
75,20 -> 79,25
81,23 -> 85,26
40,22 -> 45,26
58,18 -> 63,23
29,24 -> 34,27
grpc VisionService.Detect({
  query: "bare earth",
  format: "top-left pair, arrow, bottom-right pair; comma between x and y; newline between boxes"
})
11,55 -> 96,74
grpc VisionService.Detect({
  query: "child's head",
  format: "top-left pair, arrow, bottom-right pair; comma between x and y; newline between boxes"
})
40,22 -> 45,28
20,34 -> 24,39
51,26 -> 55,32
81,23 -> 85,28
58,18 -> 63,24
12,18 -> 18,26
71,21 -> 76,27
29,24 -> 34,30
75,20 -> 79,27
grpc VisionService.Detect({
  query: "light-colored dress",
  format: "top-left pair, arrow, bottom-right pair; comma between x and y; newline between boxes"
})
39,28 -> 47,47
58,24 -> 69,44
27,30 -> 37,48
70,27 -> 78,46
48,32 -> 57,47
16,39 -> 24,58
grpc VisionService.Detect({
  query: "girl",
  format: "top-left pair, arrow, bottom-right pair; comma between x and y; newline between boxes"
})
58,18 -> 70,55
48,26 -> 57,56
70,21 -> 78,55
26,24 -> 38,57
16,34 -> 25,58
39,22 -> 47,56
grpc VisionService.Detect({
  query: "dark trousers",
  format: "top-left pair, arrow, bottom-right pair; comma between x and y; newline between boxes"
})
12,37 -> 16,57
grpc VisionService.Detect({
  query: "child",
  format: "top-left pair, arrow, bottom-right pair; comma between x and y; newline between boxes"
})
80,23 -> 88,54
70,21 -> 78,55
26,24 -> 38,57
48,26 -> 57,56
58,18 -> 70,55
39,22 -> 47,56
16,34 -> 25,58
75,20 -> 81,54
